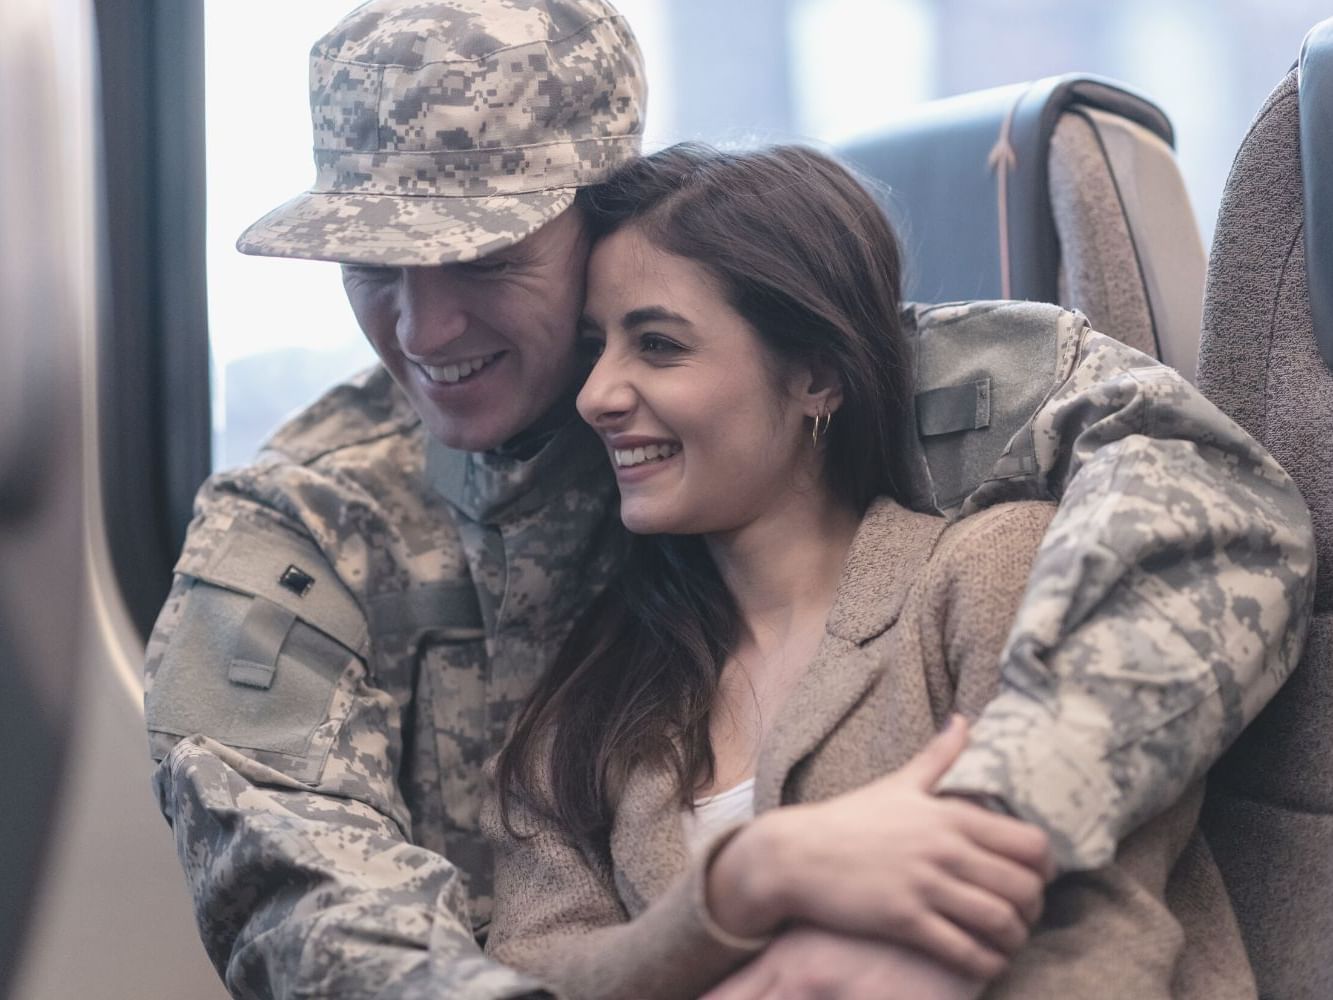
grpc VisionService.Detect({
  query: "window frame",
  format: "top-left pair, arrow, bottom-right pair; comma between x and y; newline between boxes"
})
95,0 -> 211,640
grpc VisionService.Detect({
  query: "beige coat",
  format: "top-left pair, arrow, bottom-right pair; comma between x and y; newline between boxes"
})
482,499 -> 1255,1000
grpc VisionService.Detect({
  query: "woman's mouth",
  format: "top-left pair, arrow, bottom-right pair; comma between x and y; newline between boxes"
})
612,442 -> 681,468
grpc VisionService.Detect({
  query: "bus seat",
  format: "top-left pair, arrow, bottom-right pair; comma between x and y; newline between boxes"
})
839,74 -> 1205,379
1195,20 -> 1333,1000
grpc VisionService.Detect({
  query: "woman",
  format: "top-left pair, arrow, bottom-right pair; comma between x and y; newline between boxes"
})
482,144 -> 1252,999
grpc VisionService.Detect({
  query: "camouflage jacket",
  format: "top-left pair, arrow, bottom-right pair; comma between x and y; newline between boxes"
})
147,366 -> 620,999
146,302 -> 1314,999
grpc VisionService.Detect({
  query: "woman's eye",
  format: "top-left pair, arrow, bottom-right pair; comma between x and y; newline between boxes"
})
577,336 -> 605,359
640,333 -> 682,355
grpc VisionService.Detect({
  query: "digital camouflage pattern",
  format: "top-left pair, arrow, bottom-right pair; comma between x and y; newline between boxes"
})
147,366 -> 620,999
932,302 -> 1316,868
236,0 -> 646,266
146,301 -> 1315,999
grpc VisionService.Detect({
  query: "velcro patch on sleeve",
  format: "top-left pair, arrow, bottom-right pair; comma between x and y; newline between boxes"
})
227,599 -> 297,689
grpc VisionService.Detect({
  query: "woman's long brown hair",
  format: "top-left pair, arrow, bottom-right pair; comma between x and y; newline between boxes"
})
495,143 -> 912,845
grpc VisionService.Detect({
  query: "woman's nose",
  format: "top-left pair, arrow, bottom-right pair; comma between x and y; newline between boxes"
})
577,349 -> 636,428
397,265 -> 469,357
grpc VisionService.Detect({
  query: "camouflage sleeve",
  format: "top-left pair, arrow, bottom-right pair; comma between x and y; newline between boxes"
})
934,328 -> 1316,872
145,490 -> 546,1000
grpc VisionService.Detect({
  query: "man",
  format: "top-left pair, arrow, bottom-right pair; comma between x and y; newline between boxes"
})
145,1 -> 1313,997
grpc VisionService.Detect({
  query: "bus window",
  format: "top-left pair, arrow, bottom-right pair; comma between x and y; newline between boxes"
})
204,0 -> 1324,473
205,2 -> 375,471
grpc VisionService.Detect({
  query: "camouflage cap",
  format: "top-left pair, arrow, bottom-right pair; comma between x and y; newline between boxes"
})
236,0 -> 646,266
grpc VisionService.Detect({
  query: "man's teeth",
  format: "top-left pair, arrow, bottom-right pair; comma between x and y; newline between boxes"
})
421,352 -> 501,384
613,443 -> 681,468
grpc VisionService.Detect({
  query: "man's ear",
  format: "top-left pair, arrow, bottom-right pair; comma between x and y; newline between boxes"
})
796,361 -> 844,417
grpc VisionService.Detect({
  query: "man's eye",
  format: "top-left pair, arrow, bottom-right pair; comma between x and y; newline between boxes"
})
342,264 -> 397,283
460,257 -> 510,275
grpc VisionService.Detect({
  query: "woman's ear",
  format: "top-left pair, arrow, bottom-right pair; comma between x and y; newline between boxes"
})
796,361 -> 844,418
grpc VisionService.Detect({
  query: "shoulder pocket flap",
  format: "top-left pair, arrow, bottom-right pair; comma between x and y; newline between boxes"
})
182,519 -> 368,655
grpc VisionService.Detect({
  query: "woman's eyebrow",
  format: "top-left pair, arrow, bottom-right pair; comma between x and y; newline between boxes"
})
623,305 -> 691,327
577,315 -> 604,336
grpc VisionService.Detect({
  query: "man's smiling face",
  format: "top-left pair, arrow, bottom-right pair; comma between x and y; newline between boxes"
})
341,208 -> 592,452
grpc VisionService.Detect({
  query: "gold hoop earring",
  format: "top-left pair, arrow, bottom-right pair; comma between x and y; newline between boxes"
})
811,410 -> 831,448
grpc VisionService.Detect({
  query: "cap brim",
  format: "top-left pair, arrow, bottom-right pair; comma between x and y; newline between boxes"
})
235,187 -> 577,267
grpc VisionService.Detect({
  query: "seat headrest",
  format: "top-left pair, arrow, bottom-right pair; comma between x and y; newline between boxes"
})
1300,18 -> 1333,372
839,74 -> 1173,308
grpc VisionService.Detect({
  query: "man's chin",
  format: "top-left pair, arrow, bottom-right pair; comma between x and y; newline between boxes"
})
424,416 -> 514,454
413,383 -> 580,455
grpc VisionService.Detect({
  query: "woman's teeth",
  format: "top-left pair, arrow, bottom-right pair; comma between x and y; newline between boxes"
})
421,352 -> 501,384
613,443 -> 681,468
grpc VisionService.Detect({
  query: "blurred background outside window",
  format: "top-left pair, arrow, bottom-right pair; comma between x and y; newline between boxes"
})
206,0 -> 1324,470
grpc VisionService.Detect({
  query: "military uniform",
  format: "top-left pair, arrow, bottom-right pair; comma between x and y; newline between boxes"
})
148,366 -> 617,997
147,301 -> 1314,999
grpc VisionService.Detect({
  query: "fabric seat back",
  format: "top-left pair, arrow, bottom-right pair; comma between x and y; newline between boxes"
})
839,74 -> 1205,379
1195,21 -> 1333,1000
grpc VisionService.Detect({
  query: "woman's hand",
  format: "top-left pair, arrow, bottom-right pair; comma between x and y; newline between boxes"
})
699,925 -> 984,1000
705,716 -> 1052,980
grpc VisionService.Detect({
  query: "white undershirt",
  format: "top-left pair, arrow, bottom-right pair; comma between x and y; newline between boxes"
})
680,777 -> 757,858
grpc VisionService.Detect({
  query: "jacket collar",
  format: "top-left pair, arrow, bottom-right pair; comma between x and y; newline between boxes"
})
756,498 -> 948,809
824,498 -> 950,643
425,417 -> 611,525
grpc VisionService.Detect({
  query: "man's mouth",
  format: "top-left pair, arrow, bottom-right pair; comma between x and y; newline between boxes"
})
613,442 -> 681,468
417,351 -> 504,385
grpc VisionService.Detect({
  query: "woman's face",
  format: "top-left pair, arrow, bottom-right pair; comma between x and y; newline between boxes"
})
577,225 -> 822,536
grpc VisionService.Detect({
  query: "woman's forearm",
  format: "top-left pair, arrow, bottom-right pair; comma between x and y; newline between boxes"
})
701,721 -> 1051,982
705,809 -> 800,939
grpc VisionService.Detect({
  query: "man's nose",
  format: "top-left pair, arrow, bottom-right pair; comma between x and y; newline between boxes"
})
576,349 -> 636,428
396,265 -> 469,357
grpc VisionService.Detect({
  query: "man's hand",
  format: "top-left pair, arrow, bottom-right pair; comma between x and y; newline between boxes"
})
706,717 -> 1052,980
699,926 -> 984,1000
